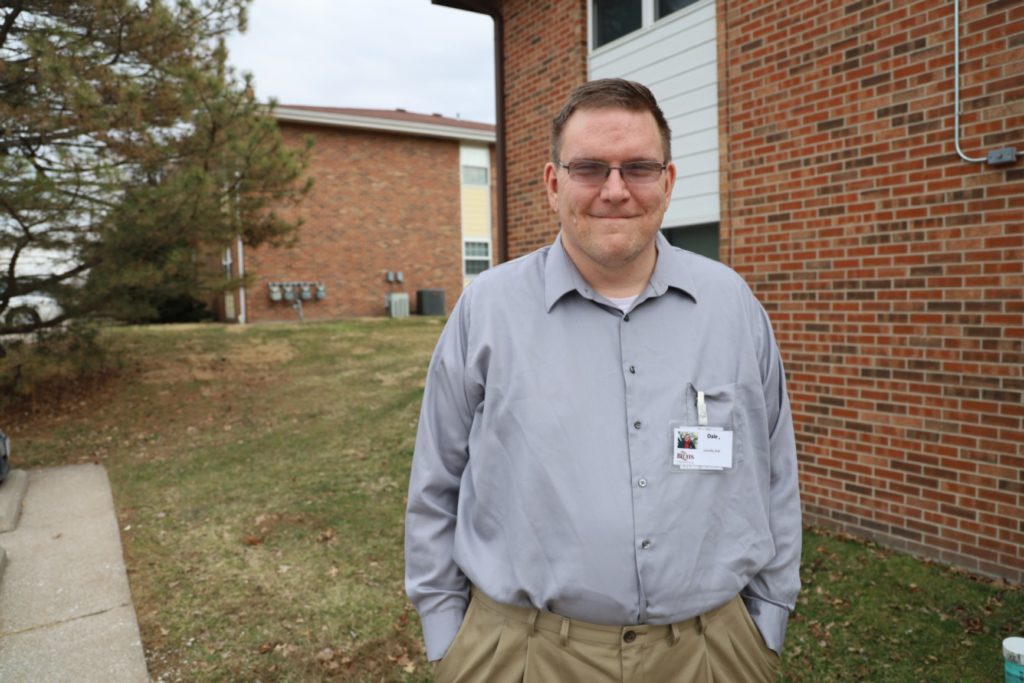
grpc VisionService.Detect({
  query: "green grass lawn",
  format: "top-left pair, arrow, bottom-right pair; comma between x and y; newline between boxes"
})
2,320 -> 1020,681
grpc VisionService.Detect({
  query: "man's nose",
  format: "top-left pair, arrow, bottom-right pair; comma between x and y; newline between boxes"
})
600,167 -> 631,200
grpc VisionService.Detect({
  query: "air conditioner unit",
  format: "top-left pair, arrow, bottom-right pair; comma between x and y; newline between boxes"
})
386,292 -> 410,318
417,289 -> 445,316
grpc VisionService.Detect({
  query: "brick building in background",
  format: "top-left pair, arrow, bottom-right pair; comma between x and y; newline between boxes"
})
439,0 -> 1023,582
218,107 -> 496,322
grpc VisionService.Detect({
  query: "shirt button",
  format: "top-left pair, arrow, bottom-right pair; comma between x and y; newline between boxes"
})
641,539 -> 651,550
623,314 -> 630,322
629,365 -> 636,374
633,420 -> 642,430
638,478 -> 647,488
623,630 -> 637,643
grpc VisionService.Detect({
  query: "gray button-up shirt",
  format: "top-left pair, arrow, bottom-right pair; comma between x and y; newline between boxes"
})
405,232 -> 802,662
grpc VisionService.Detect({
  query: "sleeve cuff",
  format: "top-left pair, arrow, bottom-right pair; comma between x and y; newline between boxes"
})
741,594 -> 790,655
421,608 -> 467,662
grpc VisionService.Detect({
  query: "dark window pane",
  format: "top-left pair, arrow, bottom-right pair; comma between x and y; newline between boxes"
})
593,0 -> 642,48
657,0 -> 700,20
464,241 -> 490,258
464,259 -> 489,276
662,223 -> 720,261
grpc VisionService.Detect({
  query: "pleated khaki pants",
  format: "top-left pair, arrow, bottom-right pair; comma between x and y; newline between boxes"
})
433,589 -> 780,683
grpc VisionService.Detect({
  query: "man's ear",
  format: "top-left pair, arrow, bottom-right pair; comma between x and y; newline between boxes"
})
544,162 -> 559,212
663,162 -> 678,207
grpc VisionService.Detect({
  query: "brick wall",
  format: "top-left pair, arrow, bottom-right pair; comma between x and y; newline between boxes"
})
721,0 -> 1023,581
490,0 -> 1022,581
243,123 -> 464,320
501,0 -> 589,258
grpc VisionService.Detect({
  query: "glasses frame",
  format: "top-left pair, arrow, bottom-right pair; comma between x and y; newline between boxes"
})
555,159 -> 668,185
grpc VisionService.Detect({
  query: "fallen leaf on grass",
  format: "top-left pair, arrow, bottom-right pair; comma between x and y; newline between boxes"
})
388,649 -> 418,674
962,617 -> 984,634
274,643 -> 299,656
396,653 -> 416,674
243,535 -> 264,546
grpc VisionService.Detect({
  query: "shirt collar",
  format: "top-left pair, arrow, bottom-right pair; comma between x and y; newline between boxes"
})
544,231 -> 698,312
648,231 -> 698,302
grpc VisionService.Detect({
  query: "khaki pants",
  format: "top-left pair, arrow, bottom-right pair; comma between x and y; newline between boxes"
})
434,590 -> 780,683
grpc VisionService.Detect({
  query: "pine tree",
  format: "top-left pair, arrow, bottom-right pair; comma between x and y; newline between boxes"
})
0,0 -> 309,339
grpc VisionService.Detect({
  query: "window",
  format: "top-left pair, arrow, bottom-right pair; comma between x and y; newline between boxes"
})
657,0 -> 699,20
464,241 -> 490,276
592,0 -> 703,48
662,223 -> 720,261
462,165 -> 489,186
593,0 -> 642,48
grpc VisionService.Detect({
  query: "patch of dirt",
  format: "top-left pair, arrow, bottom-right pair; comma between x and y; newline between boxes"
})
0,367 -> 126,431
140,341 -> 295,385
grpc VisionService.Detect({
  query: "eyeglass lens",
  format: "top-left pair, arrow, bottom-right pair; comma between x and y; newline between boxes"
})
563,161 -> 664,184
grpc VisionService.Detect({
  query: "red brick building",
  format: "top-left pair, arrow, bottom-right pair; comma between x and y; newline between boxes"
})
440,0 -> 1023,582
219,107 -> 496,322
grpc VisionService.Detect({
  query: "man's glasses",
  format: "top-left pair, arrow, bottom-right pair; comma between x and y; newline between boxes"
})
556,159 -> 667,185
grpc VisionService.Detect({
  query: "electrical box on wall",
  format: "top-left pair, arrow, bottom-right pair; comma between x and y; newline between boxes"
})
987,147 -> 1018,165
267,281 -> 325,303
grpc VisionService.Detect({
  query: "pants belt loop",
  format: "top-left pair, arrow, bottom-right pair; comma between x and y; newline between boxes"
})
527,609 -> 539,636
559,617 -> 570,646
669,621 -> 681,645
696,613 -> 705,636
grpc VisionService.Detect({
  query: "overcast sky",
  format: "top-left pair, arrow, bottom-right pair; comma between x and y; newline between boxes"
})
225,0 -> 497,124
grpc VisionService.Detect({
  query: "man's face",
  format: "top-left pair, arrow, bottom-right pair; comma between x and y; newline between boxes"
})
544,107 -> 676,274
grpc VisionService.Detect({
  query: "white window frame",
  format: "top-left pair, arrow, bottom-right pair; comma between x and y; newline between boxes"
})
589,0 -> 706,52
463,239 -> 491,277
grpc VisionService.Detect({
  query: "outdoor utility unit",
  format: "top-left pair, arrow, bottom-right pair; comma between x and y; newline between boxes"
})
386,292 -> 410,318
417,289 -> 445,316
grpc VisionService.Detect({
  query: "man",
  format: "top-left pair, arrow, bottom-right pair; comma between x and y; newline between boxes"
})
406,78 -> 801,682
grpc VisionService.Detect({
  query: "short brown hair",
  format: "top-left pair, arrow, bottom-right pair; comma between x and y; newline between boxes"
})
551,78 -> 672,163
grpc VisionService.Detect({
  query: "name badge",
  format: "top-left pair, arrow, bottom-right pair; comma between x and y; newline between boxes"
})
672,426 -> 733,471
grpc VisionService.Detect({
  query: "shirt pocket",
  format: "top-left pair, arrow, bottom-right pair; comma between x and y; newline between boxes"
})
684,381 -> 747,463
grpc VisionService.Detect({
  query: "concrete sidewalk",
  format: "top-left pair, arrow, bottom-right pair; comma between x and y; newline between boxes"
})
0,464 -> 149,682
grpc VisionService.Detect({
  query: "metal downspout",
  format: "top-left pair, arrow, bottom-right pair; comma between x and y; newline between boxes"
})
237,236 -> 246,324
953,0 -> 986,164
490,9 -> 508,264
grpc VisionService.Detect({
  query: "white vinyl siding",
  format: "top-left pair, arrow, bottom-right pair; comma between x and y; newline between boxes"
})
589,0 -> 719,227
461,186 -> 491,239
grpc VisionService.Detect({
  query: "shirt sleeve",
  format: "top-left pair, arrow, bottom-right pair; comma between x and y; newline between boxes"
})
741,303 -> 802,655
404,292 -> 481,662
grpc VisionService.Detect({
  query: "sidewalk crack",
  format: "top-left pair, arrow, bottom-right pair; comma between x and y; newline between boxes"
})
0,602 -> 133,639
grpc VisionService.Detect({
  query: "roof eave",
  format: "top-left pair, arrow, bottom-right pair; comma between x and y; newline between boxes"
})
431,0 -> 501,15
272,107 -> 495,144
